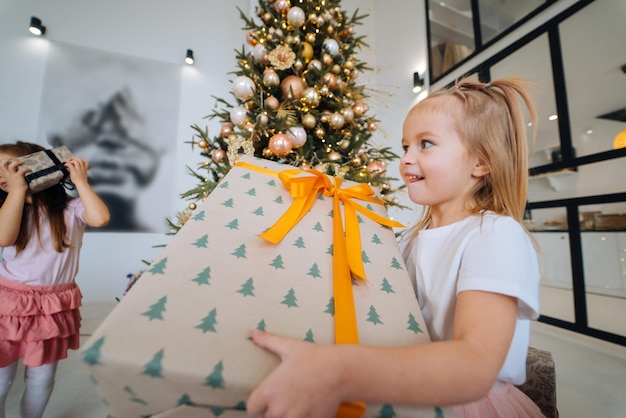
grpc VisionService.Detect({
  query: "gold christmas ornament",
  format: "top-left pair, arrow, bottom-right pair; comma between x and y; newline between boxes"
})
264,95 -> 280,110
314,126 -> 325,138
329,112 -> 345,130
367,121 -> 378,132
188,203 -> 197,211
300,41 -> 314,62
332,64 -> 342,74
322,53 -> 333,66
198,139 -> 209,149
301,87 -> 321,107
263,68 -> 280,87
341,107 -> 354,122
351,156 -> 362,167
327,150 -> 342,161
307,59 -> 322,72
338,139 -> 351,149
302,113 -> 317,129
305,33 -> 316,44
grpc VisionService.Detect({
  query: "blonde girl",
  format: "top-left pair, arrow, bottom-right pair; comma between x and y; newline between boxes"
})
246,77 -> 543,418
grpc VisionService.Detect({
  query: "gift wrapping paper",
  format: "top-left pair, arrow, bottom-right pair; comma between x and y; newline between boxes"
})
83,155 -> 453,418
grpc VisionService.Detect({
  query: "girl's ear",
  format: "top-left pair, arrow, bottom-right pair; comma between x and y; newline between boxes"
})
471,160 -> 490,178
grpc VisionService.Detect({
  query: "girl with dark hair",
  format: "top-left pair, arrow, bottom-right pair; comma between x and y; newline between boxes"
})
0,141 -> 109,418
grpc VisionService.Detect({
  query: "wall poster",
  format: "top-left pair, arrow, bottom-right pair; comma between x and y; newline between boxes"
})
38,42 -> 180,233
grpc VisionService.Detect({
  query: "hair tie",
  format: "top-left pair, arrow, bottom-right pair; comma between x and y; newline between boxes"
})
484,82 -> 492,89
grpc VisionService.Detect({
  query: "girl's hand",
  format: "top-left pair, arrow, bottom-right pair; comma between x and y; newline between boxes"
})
247,330 -> 343,418
64,157 -> 90,186
0,159 -> 30,193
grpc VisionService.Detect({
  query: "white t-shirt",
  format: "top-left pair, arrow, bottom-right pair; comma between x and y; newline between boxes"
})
400,212 -> 540,385
0,198 -> 86,286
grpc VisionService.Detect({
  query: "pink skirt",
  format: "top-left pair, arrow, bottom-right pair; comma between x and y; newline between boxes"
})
454,381 -> 545,417
0,275 -> 82,367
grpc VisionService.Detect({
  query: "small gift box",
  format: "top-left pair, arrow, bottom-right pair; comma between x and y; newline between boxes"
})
83,156 -> 453,418
9,145 -> 73,193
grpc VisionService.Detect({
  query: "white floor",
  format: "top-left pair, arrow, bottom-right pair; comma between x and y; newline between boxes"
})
5,293 -> 626,418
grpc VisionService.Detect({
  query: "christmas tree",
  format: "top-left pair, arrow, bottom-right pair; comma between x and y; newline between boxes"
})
172,0 -> 404,232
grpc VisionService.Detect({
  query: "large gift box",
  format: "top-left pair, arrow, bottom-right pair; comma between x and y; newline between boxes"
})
83,156 -> 453,418
9,145 -> 73,193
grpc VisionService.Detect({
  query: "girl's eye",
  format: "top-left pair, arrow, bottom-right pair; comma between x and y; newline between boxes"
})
401,144 -> 408,153
420,140 -> 433,149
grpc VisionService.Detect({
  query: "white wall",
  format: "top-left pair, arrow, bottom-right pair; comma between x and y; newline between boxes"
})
0,0 -> 427,302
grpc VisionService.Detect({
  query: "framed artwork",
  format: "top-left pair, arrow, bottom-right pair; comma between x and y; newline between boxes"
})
38,42 -> 181,233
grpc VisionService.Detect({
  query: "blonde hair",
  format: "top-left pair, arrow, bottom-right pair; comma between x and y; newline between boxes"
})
407,77 -> 538,232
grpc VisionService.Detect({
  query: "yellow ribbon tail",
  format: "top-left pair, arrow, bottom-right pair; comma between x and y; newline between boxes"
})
335,401 -> 367,418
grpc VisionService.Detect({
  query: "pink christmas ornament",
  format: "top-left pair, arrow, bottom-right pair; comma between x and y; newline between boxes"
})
280,75 -> 306,99
211,148 -> 226,163
268,133 -> 293,156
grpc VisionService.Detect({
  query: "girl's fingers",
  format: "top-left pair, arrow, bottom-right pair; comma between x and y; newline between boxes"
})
250,330 -> 293,358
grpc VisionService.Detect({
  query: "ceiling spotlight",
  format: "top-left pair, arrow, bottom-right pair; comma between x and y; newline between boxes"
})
185,49 -> 194,65
28,16 -> 46,36
412,72 -> 424,93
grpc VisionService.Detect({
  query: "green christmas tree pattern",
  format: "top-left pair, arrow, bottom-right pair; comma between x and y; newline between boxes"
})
142,296 -> 167,321
143,349 -> 164,378
376,405 -> 396,418
246,188 -> 256,196
242,172 -> 251,180
273,195 -> 283,204
226,218 -> 239,229
390,257 -> 403,270
237,277 -> 255,297
267,179 -> 276,187
435,406 -> 445,417
177,394 -> 192,406
407,313 -> 423,334
281,288 -> 298,308
192,266 -> 212,286
205,361 -> 225,388
270,254 -> 285,269
304,329 -> 315,343
324,297 -> 335,316
366,305 -> 383,325
196,308 -> 218,333
222,198 -> 234,208
231,244 -> 247,258
313,221 -> 324,232
362,250 -> 371,263
380,278 -> 395,293
253,206 -> 264,216
83,336 -> 105,366
307,262 -> 322,278
218,181 -> 229,189
148,257 -> 167,274
193,234 -> 209,248
293,236 -> 306,248
123,386 -> 147,405
192,210 -> 206,221
371,233 -> 383,245
326,244 -> 333,255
